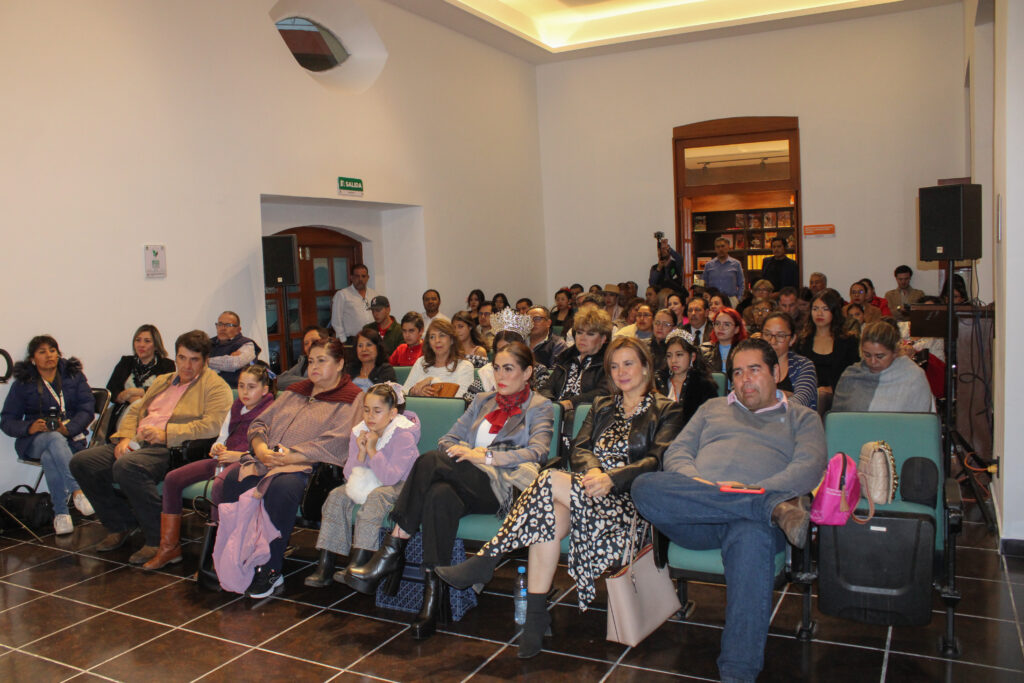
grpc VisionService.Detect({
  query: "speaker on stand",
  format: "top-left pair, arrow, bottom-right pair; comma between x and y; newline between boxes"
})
262,235 -> 300,372
917,183 -> 993,531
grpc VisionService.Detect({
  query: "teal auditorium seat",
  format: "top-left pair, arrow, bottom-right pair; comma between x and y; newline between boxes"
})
393,366 -> 411,385
812,411 -> 961,655
711,372 -> 727,397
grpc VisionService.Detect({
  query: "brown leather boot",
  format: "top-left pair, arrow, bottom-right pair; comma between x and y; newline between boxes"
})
771,498 -> 810,549
143,514 -> 183,570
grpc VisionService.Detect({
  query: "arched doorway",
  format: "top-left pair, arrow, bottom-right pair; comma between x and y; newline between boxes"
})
264,226 -> 363,372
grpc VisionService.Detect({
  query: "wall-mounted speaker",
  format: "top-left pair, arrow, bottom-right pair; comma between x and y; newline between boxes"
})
919,184 -> 982,261
262,235 -> 299,287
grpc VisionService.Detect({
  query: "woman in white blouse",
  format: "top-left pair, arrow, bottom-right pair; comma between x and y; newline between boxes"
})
403,319 -> 475,398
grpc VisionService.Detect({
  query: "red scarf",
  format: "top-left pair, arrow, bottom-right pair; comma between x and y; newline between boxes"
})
484,387 -> 530,434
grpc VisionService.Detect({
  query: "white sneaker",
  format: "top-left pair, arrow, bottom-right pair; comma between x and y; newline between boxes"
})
73,491 -> 94,516
54,514 -> 74,535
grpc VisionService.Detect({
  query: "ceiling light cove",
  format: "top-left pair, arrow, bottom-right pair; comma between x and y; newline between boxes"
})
446,0 -> 904,51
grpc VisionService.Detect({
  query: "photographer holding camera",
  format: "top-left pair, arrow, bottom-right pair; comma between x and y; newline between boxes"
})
649,231 -> 685,293
1,335 -> 95,535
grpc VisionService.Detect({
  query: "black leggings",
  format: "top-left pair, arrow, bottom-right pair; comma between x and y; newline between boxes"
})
389,450 -> 499,567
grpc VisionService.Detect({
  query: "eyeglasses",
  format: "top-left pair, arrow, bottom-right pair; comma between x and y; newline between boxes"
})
636,312 -> 653,319
713,320 -> 735,329
530,316 -> 547,323
653,321 -> 674,329
761,332 -> 792,342
214,322 -> 238,328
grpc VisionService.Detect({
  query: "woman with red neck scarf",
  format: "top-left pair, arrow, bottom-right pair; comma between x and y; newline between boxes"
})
345,341 -> 553,640
436,336 -> 686,658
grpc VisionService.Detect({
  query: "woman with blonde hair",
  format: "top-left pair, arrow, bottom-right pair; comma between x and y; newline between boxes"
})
437,337 -> 685,657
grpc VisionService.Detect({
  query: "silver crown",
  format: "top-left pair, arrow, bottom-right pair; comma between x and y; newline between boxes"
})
491,308 -> 533,341
665,329 -> 696,346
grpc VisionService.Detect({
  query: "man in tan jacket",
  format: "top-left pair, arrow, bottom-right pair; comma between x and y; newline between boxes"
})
71,330 -> 231,565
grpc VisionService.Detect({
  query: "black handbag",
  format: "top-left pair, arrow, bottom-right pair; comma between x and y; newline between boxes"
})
0,484 -> 54,530
299,462 -> 344,523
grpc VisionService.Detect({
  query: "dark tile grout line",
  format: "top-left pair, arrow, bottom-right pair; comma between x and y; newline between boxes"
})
1000,552 -> 1024,668
6,523 -> 1023,680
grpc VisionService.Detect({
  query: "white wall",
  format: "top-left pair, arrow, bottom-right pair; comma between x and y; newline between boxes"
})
992,0 -> 1024,542
0,0 -> 546,493
536,3 -> 967,299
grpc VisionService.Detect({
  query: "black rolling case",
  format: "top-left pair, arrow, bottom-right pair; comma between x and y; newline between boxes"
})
817,510 -> 935,626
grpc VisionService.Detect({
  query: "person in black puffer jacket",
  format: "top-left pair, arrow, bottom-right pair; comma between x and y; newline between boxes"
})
1,335 -> 95,535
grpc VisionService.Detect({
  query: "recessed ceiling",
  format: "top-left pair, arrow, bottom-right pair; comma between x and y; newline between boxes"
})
447,0 -> 904,51
382,0 -> 953,62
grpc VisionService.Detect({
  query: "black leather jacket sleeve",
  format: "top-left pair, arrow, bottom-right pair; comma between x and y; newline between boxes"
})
569,395 -> 687,494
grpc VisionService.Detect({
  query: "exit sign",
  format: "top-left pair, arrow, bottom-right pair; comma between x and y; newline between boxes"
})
338,177 -> 364,197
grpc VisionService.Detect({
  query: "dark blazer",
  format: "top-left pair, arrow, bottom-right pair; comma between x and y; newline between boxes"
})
439,391 -> 554,467
539,342 -> 609,408
105,355 -> 176,399
570,394 -> 685,494
343,362 -> 398,385
655,367 -> 720,424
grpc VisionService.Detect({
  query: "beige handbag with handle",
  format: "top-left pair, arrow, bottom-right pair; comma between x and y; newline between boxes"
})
606,513 -> 682,646
851,440 -> 898,525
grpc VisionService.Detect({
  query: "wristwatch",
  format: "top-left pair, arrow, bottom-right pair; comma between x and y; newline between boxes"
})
484,450 -> 494,466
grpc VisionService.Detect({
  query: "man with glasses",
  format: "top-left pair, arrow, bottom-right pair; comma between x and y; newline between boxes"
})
615,304 -> 655,341
476,302 -> 495,348
331,263 -> 377,343
683,297 -> 710,345
527,307 -> 567,368
208,311 -> 261,385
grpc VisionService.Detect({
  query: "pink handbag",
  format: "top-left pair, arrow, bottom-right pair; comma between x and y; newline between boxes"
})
809,452 -> 860,526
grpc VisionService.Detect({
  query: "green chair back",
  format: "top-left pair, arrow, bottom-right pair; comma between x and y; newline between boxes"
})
824,411 -> 944,549
711,373 -> 727,397
404,397 -> 467,453
393,365 -> 412,385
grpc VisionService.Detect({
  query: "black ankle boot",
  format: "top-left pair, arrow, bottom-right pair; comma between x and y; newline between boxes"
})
411,567 -> 451,640
303,549 -> 337,588
435,553 -> 501,590
333,547 -> 372,584
195,524 -> 221,592
344,535 -> 407,595
517,593 -> 552,659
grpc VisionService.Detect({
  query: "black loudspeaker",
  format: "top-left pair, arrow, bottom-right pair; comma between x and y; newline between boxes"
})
919,184 -> 982,261
262,235 -> 299,287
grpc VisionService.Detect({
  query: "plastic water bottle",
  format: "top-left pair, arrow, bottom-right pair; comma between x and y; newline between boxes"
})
513,566 -> 527,626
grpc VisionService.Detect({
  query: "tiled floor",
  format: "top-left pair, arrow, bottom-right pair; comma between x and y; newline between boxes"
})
0,506 -> 1021,682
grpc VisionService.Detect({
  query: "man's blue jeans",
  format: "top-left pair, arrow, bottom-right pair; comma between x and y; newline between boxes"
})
632,472 -> 787,683
23,431 -> 80,515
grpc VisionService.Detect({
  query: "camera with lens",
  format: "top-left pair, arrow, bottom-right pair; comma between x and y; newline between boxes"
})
45,406 -> 63,431
653,230 -> 665,241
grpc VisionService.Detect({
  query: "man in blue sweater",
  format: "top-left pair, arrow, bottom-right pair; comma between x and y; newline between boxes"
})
632,338 -> 826,683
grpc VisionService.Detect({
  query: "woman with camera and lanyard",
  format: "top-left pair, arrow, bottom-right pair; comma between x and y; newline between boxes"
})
1,335 -> 95,535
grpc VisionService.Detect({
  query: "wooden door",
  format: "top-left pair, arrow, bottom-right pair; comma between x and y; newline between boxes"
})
264,227 -> 362,372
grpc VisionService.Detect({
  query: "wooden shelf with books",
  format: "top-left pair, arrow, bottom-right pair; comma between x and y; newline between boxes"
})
673,117 -> 802,290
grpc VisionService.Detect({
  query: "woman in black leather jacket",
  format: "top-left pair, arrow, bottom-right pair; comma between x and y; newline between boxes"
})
436,336 -> 686,658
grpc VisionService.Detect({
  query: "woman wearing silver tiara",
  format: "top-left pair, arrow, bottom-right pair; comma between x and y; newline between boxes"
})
655,329 -> 719,421
305,382 -> 421,587
464,309 -> 550,402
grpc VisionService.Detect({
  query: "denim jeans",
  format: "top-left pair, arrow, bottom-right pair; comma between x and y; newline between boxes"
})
631,471 -> 787,683
23,431 -> 80,515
